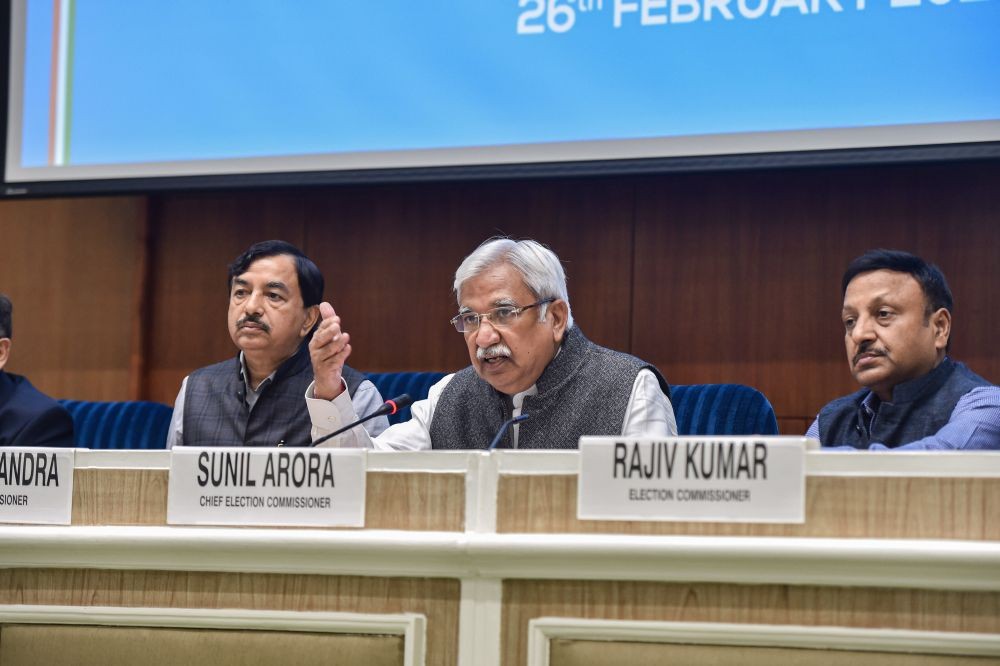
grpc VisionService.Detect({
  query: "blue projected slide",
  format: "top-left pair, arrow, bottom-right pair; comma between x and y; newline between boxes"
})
4,0 -> 999,185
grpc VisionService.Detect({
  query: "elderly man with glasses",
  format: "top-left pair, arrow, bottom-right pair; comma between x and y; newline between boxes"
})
306,238 -> 676,450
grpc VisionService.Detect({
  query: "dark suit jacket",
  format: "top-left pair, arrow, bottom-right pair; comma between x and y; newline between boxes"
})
0,371 -> 75,447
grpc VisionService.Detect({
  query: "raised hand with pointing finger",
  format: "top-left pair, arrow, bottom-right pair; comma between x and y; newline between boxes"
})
309,302 -> 352,400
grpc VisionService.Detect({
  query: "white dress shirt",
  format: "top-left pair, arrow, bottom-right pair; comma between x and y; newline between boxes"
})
306,368 -> 676,451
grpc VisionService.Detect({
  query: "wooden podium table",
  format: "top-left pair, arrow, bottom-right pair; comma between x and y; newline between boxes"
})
0,448 -> 999,666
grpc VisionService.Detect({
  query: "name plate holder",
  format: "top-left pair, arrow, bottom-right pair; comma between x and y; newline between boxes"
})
0,447 -> 75,525
578,437 -> 807,523
167,447 -> 366,527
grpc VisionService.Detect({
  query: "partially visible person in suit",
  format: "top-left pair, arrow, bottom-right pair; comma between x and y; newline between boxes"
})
0,293 -> 75,447
808,249 -> 999,450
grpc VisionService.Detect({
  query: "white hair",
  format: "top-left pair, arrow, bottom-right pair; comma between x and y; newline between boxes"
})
454,237 -> 574,329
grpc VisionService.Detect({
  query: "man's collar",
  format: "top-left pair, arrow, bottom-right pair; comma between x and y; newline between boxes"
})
512,384 -> 539,410
238,352 -> 276,393
534,325 -> 581,394
514,343 -> 564,402
880,356 -> 955,405
237,343 -> 311,392
0,370 -> 12,404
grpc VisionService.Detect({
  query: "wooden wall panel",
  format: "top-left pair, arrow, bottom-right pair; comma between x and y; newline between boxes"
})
4,160 -> 994,418
502,580 -> 1000,666
0,569 -> 459,666
632,161 -> 1000,429
301,178 -> 636,373
549,639 -> 998,666
1,625 -> 403,666
0,196 -> 147,401
70,468 -> 465,531
495,474 -> 1000,540
71,469 -> 168,526
143,161 -> 997,424
144,179 -> 636,402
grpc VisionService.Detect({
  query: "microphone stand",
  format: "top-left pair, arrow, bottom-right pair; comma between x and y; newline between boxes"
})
310,394 -> 412,447
488,413 -> 530,450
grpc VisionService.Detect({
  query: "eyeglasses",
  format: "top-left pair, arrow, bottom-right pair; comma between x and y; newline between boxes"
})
450,298 -> 555,333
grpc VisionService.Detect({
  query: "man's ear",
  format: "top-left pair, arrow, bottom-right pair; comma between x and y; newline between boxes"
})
302,305 -> 321,337
931,308 -> 952,352
0,338 -> 10,371
547,300 -> 569,343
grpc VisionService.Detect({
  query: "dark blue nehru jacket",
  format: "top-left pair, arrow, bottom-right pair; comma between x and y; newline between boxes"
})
818,358 -> 992,449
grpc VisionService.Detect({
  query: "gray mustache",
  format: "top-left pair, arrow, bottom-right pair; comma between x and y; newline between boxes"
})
477,343 -> 511,360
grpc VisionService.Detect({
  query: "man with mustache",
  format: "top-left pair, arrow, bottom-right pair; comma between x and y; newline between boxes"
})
307,237 -> 676,450
808,249 -> 999,450
166,240 -> 387,448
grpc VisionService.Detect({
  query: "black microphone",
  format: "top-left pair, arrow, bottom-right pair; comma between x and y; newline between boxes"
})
310,394 -> 413,447
487,413 -> 529,450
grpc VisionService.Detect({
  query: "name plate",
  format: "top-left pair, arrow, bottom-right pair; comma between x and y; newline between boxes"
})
579,437 -> 806,523
0,448 -> 75,525
167,448 -> 366,527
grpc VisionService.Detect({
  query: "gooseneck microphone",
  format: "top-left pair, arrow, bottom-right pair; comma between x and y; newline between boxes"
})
310,394 -> 413,447
487,413 -> 530,450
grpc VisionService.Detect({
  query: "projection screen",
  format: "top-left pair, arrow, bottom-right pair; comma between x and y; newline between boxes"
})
3,0 -> 999,196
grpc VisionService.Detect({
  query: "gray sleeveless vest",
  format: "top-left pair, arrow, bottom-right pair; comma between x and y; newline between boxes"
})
818,358 -> 991,449
429,327 -> 669,450
182,343 -> 366,447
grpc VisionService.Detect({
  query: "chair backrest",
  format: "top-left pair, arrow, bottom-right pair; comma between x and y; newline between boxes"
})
58,400 -> 174,449
670,384 -> 779,436
364,375 -> 779,435
365,372 -> 448,425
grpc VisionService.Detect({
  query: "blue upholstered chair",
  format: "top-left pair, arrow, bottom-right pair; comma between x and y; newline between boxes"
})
366,372 -> 448,425
669,384 -> 779,436
365,374 -> 779,435
58,400 -> 173,449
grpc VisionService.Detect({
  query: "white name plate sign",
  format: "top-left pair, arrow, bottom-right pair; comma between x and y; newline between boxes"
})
579,437 -> 806,523
168,448 -> 366,527
0,447 -> 75,525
